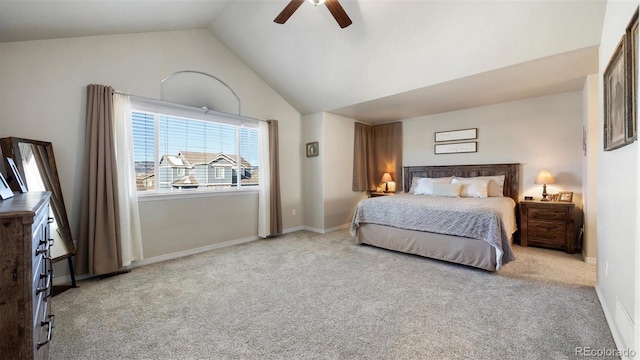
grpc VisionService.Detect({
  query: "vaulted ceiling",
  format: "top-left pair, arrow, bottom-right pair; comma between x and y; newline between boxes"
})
0,0 -> 606,124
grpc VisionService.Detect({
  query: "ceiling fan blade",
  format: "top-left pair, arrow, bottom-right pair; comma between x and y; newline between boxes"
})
325,0 -> 352,28
274,0 -> 305,24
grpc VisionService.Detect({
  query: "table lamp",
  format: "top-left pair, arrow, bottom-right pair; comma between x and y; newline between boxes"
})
380,172 -> 393,193
534,170 -> 556,201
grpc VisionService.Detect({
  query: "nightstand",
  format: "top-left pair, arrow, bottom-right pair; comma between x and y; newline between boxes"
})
519,200 -> 575,253
369,192 -> 395,198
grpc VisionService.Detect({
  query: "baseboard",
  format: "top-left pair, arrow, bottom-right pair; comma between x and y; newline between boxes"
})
303,226 -> 325,234
582,248 -> 597,265
283,226 -> 304,234
325,223 -> 350,233
53,272 -> 91,286
595,285 -> 636,359
134,235 -> 259,267
303,223 -> 350,234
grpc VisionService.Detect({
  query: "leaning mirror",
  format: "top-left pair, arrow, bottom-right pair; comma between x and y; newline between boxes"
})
0,137 -> 76,284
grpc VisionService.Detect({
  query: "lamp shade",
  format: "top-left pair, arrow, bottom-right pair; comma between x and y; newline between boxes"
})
534,170 -> 556,185
380,172 -> 393,183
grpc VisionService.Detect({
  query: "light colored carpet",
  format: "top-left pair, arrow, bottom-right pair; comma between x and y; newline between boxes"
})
50,230 -> 617,359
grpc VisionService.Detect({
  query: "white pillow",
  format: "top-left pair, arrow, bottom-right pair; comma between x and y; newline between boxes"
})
412,177 -> 452,195
432,183 -> 462,197
408,177 -> 423,194
452,176 -> 505,197
450,177 -> 490,198
478,175 -> 505,197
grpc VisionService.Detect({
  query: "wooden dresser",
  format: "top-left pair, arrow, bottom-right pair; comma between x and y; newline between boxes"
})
519,200 -> 575,253
0,191 -> 53,359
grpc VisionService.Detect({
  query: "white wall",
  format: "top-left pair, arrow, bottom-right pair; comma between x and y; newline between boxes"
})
403,91 -> 585,202
323,114 -> 367,230
302,113 -> 324,231
0,30 -> 303,272
301,112 -> 366,232
596,1 -> 638,355
583,74 -> 600,263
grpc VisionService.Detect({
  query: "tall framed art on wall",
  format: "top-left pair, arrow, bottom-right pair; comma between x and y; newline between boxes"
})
626,7 -> 638,143
603,36 -> 631,151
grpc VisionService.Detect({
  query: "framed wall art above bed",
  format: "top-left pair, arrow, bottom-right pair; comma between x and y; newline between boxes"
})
434,128 -> 477,142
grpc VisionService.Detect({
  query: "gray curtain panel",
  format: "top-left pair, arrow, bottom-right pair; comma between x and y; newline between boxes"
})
352,122 -> 403,192
268,120 -> 283,236
76,84 -> 122,276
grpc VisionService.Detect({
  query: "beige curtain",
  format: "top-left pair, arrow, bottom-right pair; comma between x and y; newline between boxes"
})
352,122 -> 375,191
352,122 -> 403,192
268,120 -> 282,236
76,84 -> 122,275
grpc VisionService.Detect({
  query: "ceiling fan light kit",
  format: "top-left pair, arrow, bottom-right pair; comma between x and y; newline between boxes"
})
274,0 -> 352,28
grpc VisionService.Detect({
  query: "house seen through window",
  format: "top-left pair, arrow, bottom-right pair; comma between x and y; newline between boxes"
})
131,103 -> 260,193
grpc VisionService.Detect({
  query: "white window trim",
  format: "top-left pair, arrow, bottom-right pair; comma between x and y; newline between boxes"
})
137,187 -> 259,202
131,96 -> 260,129
130,96 -> 262,197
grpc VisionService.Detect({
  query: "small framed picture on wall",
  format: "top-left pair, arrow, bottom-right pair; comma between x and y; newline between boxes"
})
306,142 -> 319,157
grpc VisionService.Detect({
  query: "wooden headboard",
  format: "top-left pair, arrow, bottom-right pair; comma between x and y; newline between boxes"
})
403,163 -> 520,203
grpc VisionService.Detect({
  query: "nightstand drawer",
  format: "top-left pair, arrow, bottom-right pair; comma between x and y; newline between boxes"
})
527,207 -> 566,221
527,220 -> 566,242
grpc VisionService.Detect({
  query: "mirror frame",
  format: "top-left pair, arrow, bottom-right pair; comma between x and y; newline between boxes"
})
0,137 -> 76,262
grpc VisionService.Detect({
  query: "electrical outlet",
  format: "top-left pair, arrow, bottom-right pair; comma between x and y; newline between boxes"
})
292,209 -> 296,216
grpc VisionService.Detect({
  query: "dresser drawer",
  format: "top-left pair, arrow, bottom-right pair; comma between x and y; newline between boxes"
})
34,300 -> 53,359
527,207 -> 567,221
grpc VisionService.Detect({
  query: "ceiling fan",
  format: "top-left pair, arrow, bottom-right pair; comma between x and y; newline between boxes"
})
274,0 -> 353,29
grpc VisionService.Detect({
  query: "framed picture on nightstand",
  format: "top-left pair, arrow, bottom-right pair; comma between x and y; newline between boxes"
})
558,191 -> 573,202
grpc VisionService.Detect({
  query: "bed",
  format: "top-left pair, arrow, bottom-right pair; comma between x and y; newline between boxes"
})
350,163 -> 520,271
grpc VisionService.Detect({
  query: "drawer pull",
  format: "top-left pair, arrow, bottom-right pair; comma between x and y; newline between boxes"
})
37,272 -> 52,295
534,233 -> 559,239
37,315 -> 54,349
47,217 -> 54,224
38,238 -> 54,250
537,224 -> 560,230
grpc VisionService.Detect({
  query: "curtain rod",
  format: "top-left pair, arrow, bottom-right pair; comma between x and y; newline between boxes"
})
112,89 -> 269,123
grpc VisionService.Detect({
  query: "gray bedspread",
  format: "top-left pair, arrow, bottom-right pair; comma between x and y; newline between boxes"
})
350,194 -> 516,269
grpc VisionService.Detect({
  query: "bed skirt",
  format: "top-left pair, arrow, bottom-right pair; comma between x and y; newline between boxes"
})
355,223 -> 499,271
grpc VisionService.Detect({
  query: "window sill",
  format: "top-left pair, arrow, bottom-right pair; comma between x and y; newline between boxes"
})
137,188 -> 259,202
